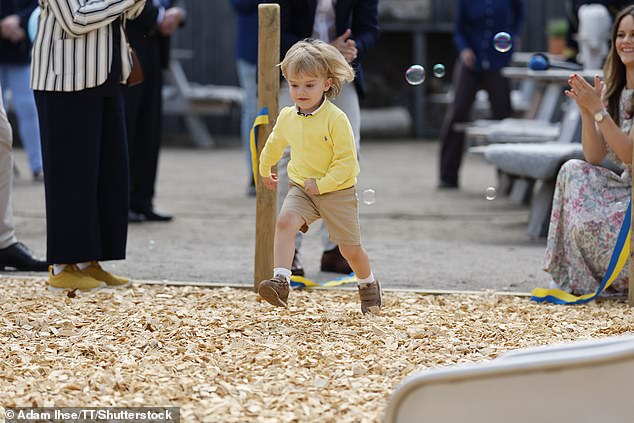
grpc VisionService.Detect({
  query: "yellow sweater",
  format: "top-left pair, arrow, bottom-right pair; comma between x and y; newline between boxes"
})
259,100 -> 359,194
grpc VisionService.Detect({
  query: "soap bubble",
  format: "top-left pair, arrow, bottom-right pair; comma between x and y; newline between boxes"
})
363,189 -> 376,205
432,64 -> 446,78
493,32 -> 512,53
405,65 -> 425,85
485,187 -> 497,201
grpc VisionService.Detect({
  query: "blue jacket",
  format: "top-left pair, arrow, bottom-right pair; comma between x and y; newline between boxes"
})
229,0 -> 265,65
277,0 -> 379,99
454,0 -> 524,71
0,0 -> 37,64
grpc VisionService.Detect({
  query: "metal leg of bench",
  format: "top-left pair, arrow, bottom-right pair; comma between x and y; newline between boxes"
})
527,179 -> 556,239
509,178 -> 534,205
496,169 -> 515,196
184,115 -> 215,148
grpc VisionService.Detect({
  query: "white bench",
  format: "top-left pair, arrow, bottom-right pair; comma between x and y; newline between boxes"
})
464,83 -> 565,147
470,101 -> 582,238
163,55 -> 243,148
384,334 -> 634,423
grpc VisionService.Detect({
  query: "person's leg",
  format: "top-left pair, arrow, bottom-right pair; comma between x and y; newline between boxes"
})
34,91 -> 104,264
331,82 -> 361,150
6,64 -> 43,176
438,60 -> 480,187
273,210 -> 306,270
324,82 -> 360,254
260,208 -> 301,307
127,38 -> 166,218
277,84 -> 305,271
0,83 -> 16,249
338,244 -> 370,279
97,90 -> 129,261
483,70 -> 512,120
123,71 -> 143,200
236,59 -> 258,193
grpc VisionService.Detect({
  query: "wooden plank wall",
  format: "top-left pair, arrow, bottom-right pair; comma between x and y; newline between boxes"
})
170,1 -> 239,86
164,0 -> 568,138
169,0 -> 568,87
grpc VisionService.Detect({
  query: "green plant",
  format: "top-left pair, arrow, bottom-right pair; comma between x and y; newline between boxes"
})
547,19 -> 568,38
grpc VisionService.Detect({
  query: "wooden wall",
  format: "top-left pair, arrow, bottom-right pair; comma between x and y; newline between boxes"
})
170,0 -> 568,87
166,0 -> 569,138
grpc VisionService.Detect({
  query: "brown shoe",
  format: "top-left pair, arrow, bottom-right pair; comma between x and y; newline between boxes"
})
320,246 -> 352,274
258,275 -> 290,307
358,279 -> 382,314
291,252 -> 304,276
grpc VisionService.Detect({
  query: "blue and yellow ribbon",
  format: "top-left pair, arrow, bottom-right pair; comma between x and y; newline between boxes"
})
531,200 -> 631,305
291,273 -> 357,289
249,107 -> 270,189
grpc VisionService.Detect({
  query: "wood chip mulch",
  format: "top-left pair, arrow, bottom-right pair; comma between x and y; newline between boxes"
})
1,279 -> 634,422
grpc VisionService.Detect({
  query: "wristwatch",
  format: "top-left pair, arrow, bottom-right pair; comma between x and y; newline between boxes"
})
594,109 -> 608,123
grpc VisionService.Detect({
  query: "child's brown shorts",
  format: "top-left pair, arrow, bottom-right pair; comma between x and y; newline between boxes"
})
281,183 -> 361,246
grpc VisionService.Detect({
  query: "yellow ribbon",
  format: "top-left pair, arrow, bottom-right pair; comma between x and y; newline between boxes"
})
249,107 -> 270,189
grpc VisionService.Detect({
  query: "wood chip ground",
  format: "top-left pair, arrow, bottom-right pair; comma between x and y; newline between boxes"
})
1,279 -> 633,422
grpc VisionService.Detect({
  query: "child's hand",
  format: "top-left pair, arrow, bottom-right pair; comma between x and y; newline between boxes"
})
303,178 -> 320,195
262,174 -> 278,190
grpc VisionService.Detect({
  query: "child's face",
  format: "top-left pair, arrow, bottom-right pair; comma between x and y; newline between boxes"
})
286,72 -> 332,114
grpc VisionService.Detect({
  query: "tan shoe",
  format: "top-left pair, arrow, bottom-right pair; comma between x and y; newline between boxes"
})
49,265 -> 105,291
358,279 -> 382,314
258,275 -> 290,307
81,261 -> 129,287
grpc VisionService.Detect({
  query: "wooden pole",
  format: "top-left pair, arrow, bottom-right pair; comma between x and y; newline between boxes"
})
254,4 -> 280,291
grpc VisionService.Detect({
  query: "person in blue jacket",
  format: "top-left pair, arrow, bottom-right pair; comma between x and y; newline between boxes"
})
438,0 -> 524,189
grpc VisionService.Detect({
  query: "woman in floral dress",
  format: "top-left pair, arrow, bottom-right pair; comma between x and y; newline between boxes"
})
544,5 -> 634,295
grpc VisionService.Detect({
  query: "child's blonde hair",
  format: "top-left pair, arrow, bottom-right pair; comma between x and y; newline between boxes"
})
280,38 -> 355,98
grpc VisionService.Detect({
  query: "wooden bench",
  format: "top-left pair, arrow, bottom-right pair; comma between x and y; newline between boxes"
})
162,53 -> 243,148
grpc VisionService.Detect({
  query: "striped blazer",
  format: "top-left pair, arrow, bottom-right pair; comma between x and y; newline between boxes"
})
30,0 -> 146,92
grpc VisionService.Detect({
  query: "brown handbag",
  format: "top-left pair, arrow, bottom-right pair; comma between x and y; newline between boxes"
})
126,45 -> 144,87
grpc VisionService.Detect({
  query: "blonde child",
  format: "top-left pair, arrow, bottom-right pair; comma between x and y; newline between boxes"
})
257,39 -> 382,314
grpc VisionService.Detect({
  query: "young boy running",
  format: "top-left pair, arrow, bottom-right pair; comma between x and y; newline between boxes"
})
258,39 -> 382,314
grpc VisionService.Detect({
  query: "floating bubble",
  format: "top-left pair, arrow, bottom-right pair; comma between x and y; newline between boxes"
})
432,64 -> 446,78
493,32 -> 512,53
405,65 -> 425,85
363,188 -> 376,205
485,186 -> 497,201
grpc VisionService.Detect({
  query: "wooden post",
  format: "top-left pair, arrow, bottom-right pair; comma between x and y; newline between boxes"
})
254,4 -> 280,291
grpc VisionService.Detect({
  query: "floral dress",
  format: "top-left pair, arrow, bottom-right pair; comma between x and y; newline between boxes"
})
543,88 -> 633,295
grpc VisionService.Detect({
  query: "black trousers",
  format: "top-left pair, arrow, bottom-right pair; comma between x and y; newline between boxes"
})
439,61 -> 512,186
124,35 -> 163,213
34,88 -> 129,264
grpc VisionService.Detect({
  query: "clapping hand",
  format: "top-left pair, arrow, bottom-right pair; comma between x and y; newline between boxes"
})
159,7 -> 185,36
0,15 -> 25,43
565,74 -> 604,113
460,48 -> 476,69
332,29 -> 357,63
